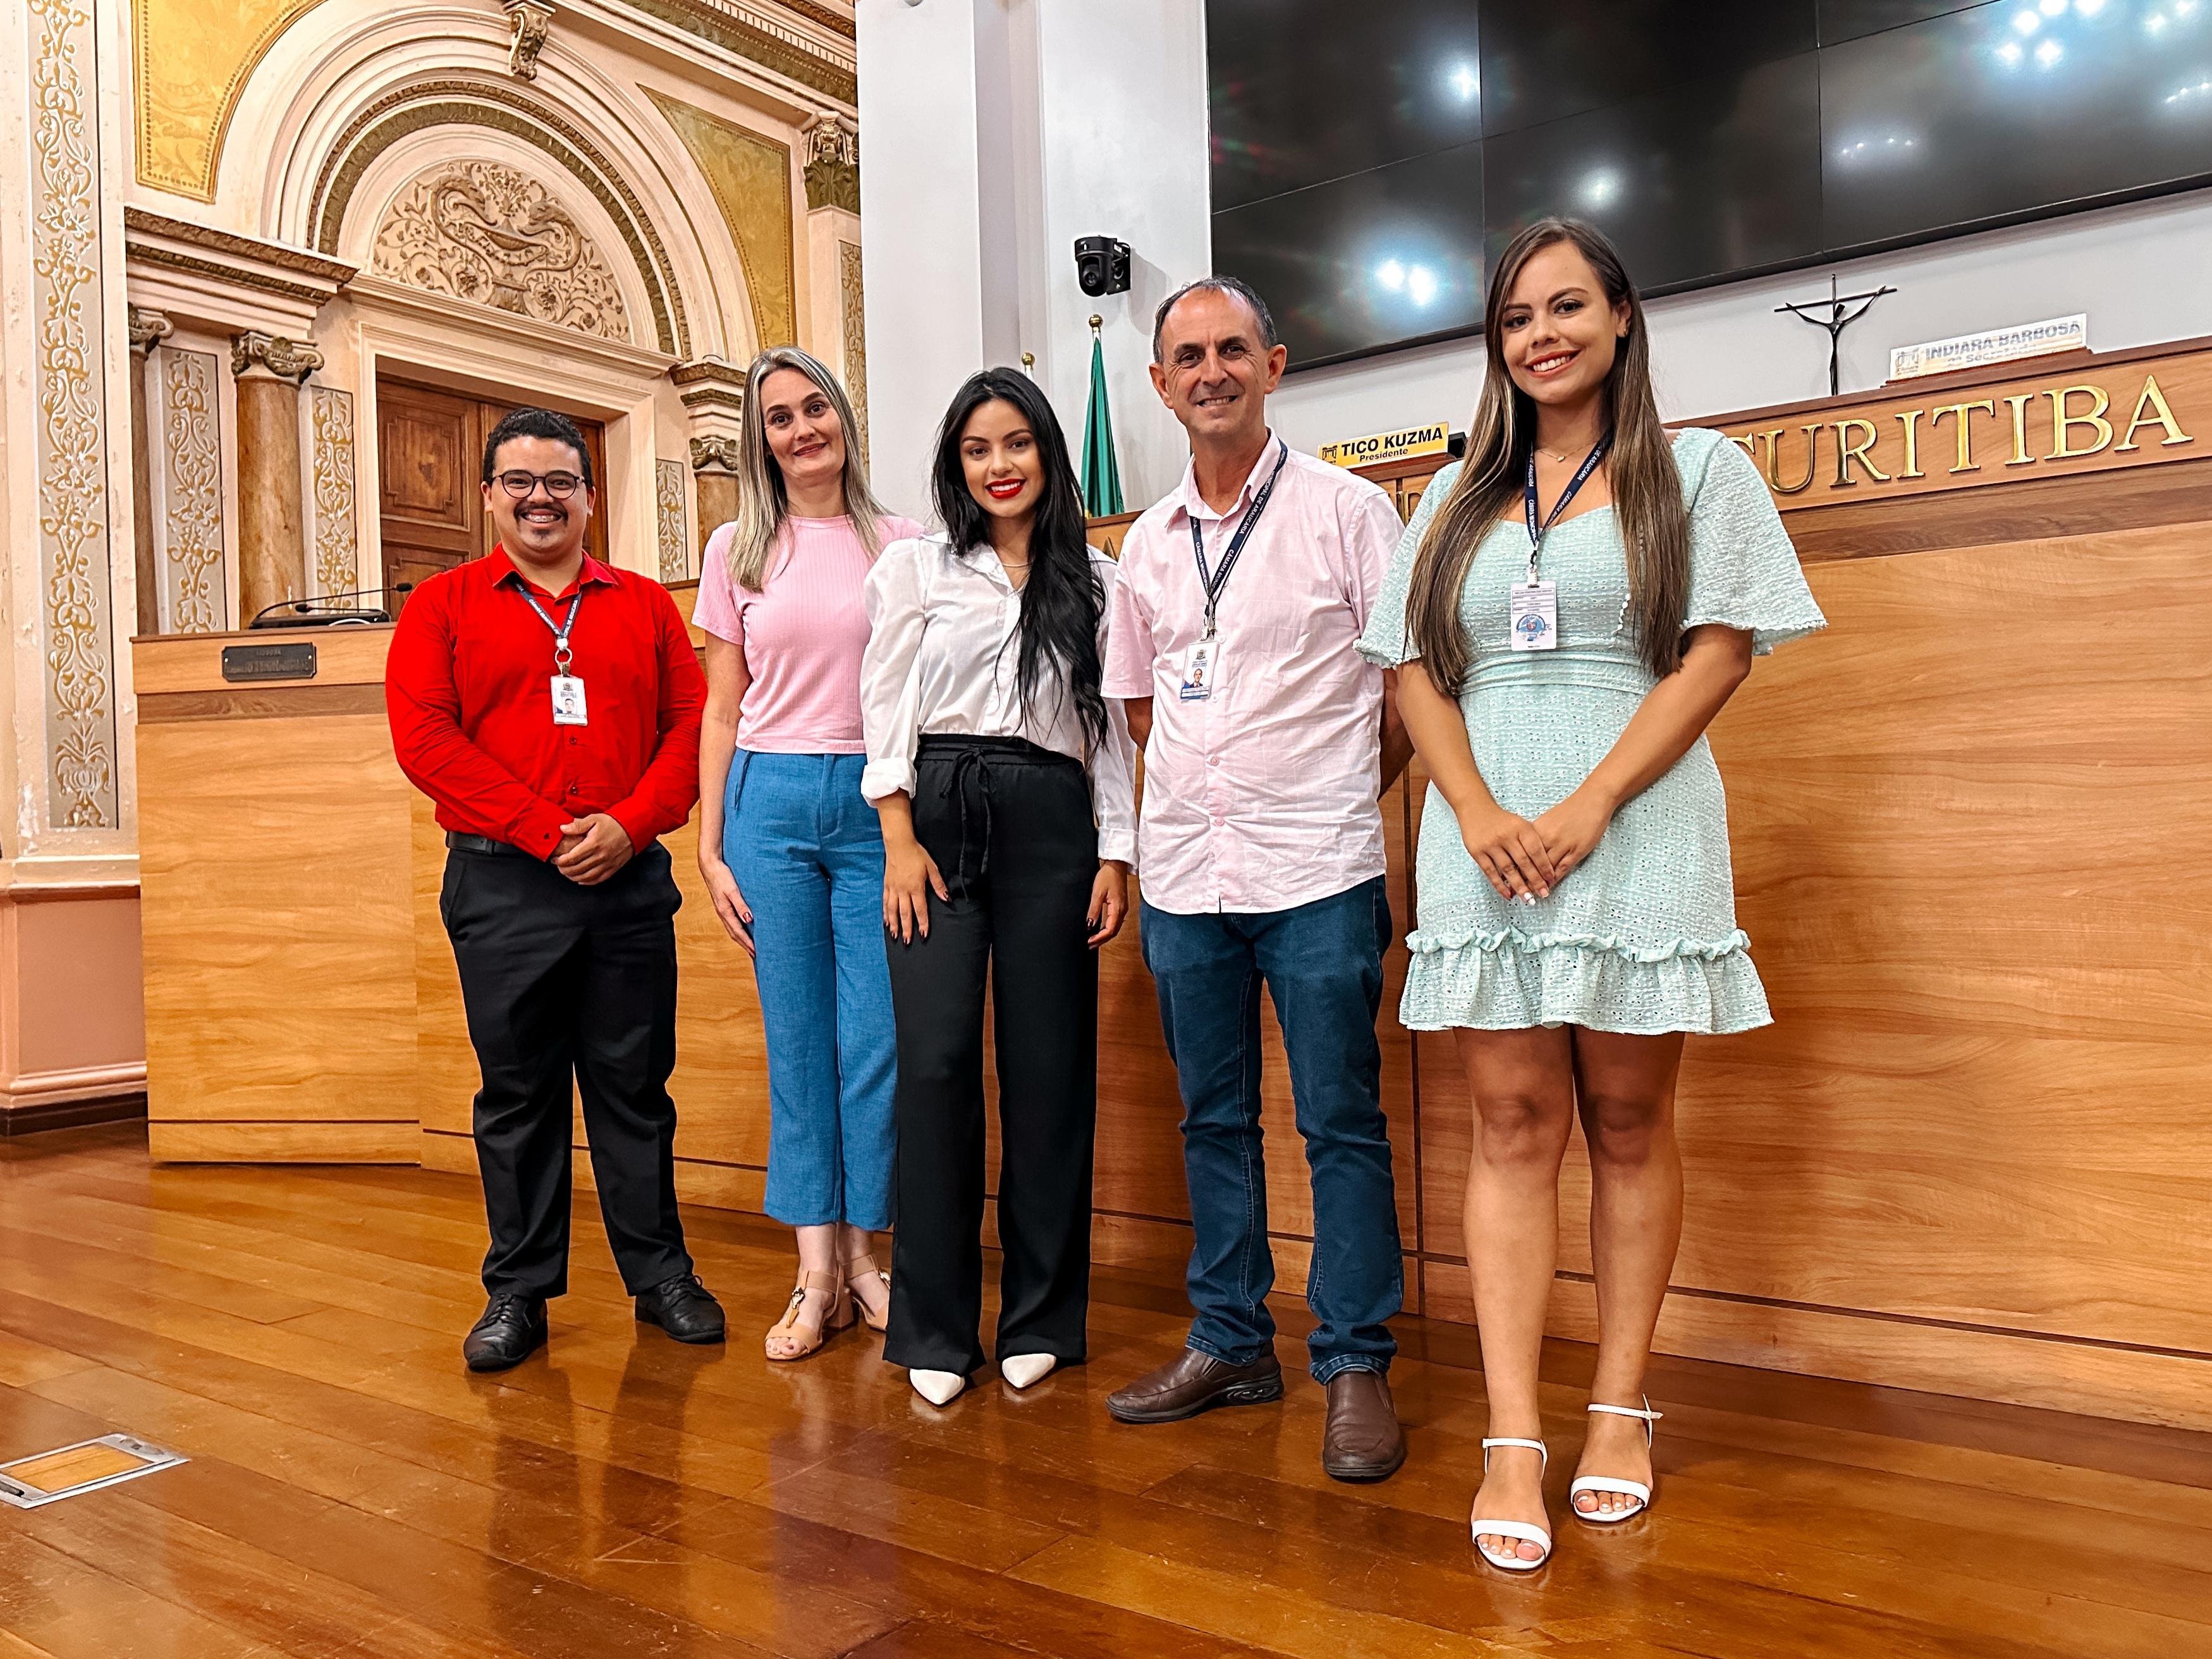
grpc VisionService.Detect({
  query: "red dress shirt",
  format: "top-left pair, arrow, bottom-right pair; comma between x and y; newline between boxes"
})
386,546 -> 705,859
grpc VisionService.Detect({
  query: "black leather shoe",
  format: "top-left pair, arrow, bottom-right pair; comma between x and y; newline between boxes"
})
463,1295 -> 547,1372
636,1273 -> 726,1344
1105,1345 -> 1284,1424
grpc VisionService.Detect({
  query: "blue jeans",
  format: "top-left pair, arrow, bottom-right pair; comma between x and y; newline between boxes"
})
1139,876 -> 1402,1381
723,750 -> 896,1229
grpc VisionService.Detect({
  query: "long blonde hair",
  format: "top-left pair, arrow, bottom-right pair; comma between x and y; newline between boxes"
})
1406,218 -> 1690,690
725,346 -> 888,591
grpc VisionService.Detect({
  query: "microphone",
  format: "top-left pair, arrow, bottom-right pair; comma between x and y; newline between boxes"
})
248,582 -> 415,628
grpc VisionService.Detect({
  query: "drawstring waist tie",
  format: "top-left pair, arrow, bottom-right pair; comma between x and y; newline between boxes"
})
917,734 -> 1078,897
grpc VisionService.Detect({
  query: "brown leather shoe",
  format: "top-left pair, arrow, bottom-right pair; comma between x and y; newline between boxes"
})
1321,1368 -> 1405,1483
1105,1345 -> 1284,1424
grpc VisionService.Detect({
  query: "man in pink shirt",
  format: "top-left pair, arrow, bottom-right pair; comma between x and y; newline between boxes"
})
1102,276 -> 1414,1481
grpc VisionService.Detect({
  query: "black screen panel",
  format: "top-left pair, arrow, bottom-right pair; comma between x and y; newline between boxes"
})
1212,139 -> 1488,365
1823,2 -> 2212,248
1479,0 -> 1815,137
1207,0 -> 1484,212
1817,1 -> 1989,48
1484,54 -> 1824,292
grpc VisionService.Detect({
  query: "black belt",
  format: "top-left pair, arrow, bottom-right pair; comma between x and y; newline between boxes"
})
917,735 -> 1077,897
445,831 -> 536,859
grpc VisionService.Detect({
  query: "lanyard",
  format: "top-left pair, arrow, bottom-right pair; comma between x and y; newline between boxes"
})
1522,436 -> 1611,582
516,584 -> 584,675
1188,439 -> 1290,639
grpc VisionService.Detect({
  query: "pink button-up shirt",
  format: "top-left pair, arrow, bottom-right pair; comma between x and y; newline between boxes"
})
1103,432 -> 1402,915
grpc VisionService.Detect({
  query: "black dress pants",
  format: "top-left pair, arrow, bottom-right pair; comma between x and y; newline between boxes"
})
439,840 -> 692,1300
883,735 -> 1100,1376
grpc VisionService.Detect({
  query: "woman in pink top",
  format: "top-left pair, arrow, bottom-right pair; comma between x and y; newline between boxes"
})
695,346 -> 921,1362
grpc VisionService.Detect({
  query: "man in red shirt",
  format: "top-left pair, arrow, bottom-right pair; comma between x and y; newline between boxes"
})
388,407 -> 723,1371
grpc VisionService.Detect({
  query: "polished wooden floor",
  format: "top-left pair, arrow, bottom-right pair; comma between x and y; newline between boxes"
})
4,1126 -> 2210,1659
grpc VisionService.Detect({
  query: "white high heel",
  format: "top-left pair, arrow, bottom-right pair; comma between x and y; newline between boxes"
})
1472,1437 -> 1553,1572
999,1353 -> 1056,1390
1570,1396 -> 1663,1524
909,1368 -> 968,1407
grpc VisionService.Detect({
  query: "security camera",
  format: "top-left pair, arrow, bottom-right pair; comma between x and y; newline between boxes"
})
1074,236 -> 1131,298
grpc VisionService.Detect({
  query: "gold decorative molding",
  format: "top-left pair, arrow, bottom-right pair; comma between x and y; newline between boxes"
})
672,356 -> 747,417
647,89 -> 795,351
129,305 -> 174,352
231,331 -> 324,382
309,81 -> 685,357
126,244 -> 346,309
801,111 -> 858,213
160,348 -> 226,634
840,238 -> 867,465
122,208 -> 357,281
310,387 -> 359,599
776,0 -> 853,40
373,161 -> 631,342
689,433 -> 742,474
656,458 -> 691,582
624,0 -> 855,102
131,0 -> 327,202
31,0 -> 119,830
505,0 -> 554,79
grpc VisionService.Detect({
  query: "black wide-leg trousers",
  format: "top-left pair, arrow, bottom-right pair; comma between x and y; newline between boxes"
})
883,735 -> 1101,1376
439,841 -> 693,1301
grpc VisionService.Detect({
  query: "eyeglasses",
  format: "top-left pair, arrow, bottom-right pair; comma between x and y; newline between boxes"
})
494,470 -> 586,499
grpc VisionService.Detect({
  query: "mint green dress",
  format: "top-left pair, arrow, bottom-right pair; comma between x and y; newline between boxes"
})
1357,429 -> 1825,1035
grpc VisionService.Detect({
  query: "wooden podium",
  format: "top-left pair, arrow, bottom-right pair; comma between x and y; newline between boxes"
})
134,337 -> 2212,1430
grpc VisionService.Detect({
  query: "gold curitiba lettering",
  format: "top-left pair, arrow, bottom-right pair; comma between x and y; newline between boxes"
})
2113,374 -> 2194,451
1895,408 -> 1927,479
2046,384 -> 2113,460
1928,400 -> 1996,474
1763,424 -> 1820,494
1832,417 -> 1889,486
2001,393 -> 2036,467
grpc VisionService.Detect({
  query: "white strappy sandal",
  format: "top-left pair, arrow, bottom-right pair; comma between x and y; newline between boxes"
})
1570,1397 -> 1664,1524
1472,1436 -> 1553,1572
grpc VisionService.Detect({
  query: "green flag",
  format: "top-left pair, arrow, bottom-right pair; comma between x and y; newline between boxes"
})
1080,331 -> 1125,517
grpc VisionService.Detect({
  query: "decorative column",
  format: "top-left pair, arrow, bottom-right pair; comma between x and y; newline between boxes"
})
800,111 -> 867,462
128,307 -> 173,637
230,331 -> 323,623
690,436 -> 741,550
673,357 -> 748,553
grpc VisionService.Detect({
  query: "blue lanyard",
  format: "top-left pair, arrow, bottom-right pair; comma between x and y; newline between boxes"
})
1188,439 -> 1290,639
1522,436 -> 1611,582
516,584 -> 584,673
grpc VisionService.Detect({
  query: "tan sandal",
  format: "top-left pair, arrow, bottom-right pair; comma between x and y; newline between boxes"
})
764,1268 -> 853,1361
845,1252 -> 891,1333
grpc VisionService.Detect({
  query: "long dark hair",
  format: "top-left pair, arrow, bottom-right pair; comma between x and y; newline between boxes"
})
929,369 -> 1108,750
1407,217 -> 1690,689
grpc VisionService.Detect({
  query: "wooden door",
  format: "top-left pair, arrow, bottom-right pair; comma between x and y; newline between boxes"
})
377,377 -> 610,608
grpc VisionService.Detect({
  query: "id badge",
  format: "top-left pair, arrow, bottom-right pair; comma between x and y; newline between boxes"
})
1508,581 -> 1558,652
550,674 -> 589,725
1178,637 -> 1220,702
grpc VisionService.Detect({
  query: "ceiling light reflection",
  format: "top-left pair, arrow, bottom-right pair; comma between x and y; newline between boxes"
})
2013,9 -> 2041,32
1407,266 -> 1439,307
1997,39 -> 2025,62
1376,259 -> 1405,293
2036,36 -> 2065,64
1447,62 -> 1477,103
1579,168 -> 1622,209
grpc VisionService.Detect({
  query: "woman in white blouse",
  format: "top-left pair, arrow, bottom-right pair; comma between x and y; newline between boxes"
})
860,367 -> 1137,1407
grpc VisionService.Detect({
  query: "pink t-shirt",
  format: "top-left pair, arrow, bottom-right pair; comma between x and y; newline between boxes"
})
694,512 -> 923,754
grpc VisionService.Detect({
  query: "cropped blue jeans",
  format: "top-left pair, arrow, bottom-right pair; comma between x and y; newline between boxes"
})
722,749 -> 896,1230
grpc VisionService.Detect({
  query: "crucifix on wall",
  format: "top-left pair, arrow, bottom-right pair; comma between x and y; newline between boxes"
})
1776,274 -> 1897,398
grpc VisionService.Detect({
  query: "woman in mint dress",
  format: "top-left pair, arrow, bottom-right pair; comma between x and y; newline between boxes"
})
1357,220 -> 1822,1574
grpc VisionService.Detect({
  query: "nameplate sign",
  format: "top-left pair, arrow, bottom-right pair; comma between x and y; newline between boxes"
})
1718,346 -> 2204,511
1320,420 -> 1451,468
221,642 -> 319,682
1890,314 -> 2087,382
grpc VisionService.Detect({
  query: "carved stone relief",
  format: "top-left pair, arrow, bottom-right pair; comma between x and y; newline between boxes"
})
840,240 -> 869,465
31,0 -> 118,829
505,0 -> 553,80
310,387 -> 360,600
802,111 -> 859,213
373,161 -> 631,342
656,458 -> 690,583
159,348 -> 227,635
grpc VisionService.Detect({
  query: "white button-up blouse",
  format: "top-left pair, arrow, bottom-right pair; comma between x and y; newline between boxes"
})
859,532 -> 1138,867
